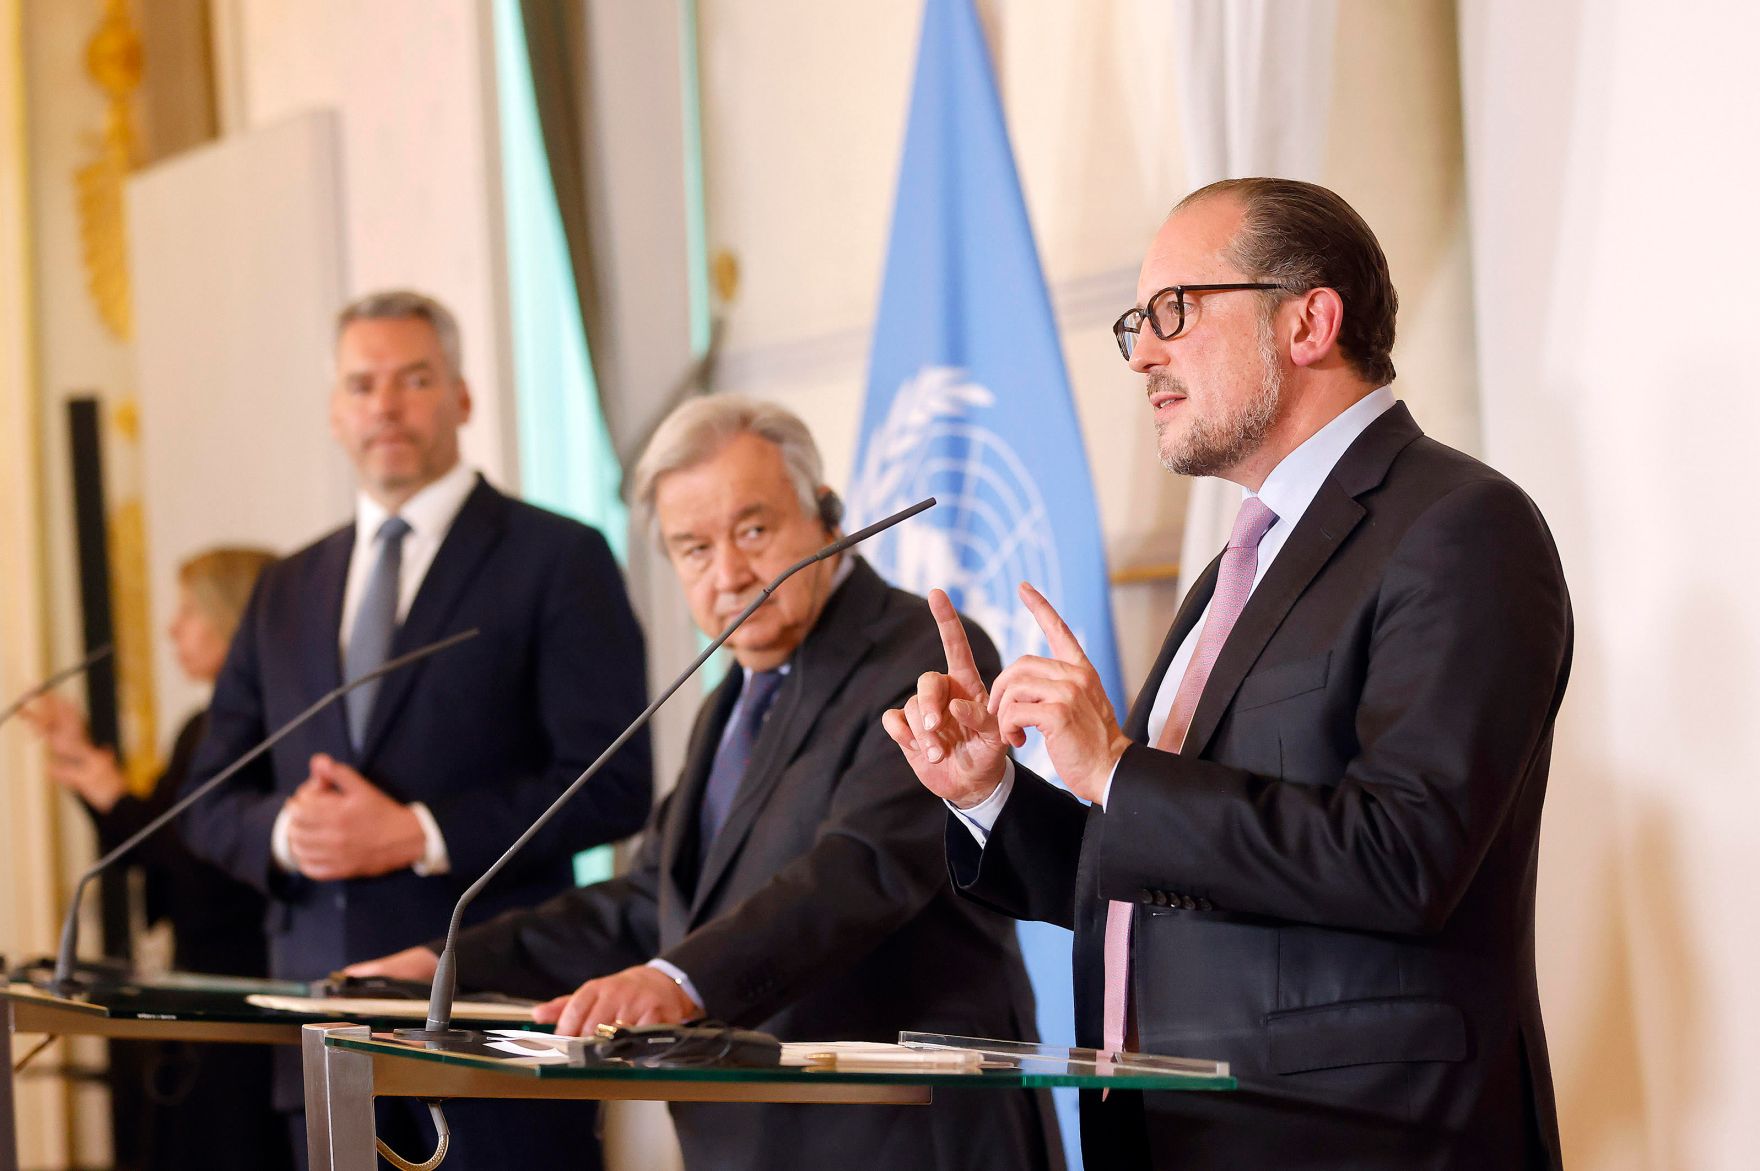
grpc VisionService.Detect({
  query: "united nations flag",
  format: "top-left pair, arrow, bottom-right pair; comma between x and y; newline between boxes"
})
846,3 -> 1122,1163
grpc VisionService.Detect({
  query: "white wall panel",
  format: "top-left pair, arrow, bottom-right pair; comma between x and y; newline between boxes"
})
126,110 -> 353,728
222,0 -> 517,487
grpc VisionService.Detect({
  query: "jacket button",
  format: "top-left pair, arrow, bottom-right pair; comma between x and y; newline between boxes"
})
1196,898 -> 1214,911
1180,896 -> 1197,910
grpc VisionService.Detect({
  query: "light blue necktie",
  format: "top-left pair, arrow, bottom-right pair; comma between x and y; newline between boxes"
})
344,515 -> 412,751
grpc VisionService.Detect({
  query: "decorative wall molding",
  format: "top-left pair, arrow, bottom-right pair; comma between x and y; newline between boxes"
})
713,263 -> 1136,393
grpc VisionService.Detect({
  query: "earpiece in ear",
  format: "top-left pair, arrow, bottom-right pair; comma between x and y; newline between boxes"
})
817,489 -> 845,531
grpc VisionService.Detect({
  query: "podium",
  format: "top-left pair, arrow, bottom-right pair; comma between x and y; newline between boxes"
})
302,1025 -> 1236,1171
0,974 -> 533,1171
6,978 -> 1237,1171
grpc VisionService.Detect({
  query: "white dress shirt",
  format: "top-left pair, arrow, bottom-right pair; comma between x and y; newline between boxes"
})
953,387 -> 1397,842
271,460 -> 480,877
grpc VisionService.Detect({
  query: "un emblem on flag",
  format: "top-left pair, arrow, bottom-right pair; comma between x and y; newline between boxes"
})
846,366 -> 1064,674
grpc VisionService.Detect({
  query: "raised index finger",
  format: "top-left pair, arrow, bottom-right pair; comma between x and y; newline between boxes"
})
928,589 -> 984,690
1018,582 -> 1091,666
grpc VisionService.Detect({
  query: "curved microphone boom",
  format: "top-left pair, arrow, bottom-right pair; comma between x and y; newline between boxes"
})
0,644 -> 114,729
49,628 -> 480,993
405,496 -> 938,1040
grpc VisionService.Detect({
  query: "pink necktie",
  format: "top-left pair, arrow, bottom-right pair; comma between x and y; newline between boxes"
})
1102,496 -> 1277,1057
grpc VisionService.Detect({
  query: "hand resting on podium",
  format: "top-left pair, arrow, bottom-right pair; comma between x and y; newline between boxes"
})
346,948 -> 703,1036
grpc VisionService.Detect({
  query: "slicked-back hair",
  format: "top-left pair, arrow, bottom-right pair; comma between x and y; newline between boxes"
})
335,290 -> 464,379
631,394 -> 825,536
1178,178 -> 1399,387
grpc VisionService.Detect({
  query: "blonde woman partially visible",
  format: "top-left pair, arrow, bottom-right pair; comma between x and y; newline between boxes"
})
22,546 -> 289,1171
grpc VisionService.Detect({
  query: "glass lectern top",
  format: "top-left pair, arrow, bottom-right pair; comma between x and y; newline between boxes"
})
324,1029 -> 1236,1092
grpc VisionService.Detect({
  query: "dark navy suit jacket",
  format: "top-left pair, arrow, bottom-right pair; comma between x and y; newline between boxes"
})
180,475 -> 651,994
953,405 -> 1572,1170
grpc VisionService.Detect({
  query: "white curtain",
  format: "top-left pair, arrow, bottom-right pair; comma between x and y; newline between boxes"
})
1170,0 -> 1338,595
1459,2 -> 1760,1168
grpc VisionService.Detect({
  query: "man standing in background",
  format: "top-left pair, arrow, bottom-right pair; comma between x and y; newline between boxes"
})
180,290 -> 651,1169
890,179 -> 1571,1170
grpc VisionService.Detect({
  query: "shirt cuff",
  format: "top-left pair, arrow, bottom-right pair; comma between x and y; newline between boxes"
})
946,760 -> 1016,846
408,802 -> 450,876
1100,756 -> 1120,812
645,958 -> 704,1014
271,802 -> 298,873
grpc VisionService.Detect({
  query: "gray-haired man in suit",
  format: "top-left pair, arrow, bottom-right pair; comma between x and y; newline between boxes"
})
354,395 -> 1057,1171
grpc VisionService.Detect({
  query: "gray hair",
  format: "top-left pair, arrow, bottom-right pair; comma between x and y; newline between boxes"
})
631,395 -> 824,527
335,289 -> 464,379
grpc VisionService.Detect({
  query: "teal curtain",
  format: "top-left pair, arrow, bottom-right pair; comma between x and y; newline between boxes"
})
493,0 -> 627,884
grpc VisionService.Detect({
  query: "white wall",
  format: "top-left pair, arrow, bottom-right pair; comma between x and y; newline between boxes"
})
1460,2 -> 1760,1168
126,111 -> 355,727
216,0 -> 519,488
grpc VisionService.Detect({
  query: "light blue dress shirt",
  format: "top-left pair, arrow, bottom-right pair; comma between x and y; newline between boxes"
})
953,387 -> 1396,840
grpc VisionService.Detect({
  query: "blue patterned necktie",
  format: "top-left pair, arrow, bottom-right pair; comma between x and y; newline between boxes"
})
344,515 -> 412,751
698,669 -> 786,849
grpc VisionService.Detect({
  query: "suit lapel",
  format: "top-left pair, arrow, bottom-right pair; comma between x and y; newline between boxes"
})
1179,483 -> 1364,757
1124,552 -> 1221,740
359,477 -> 506,760
1181,402 -> 1422,758
304,527 -> 356,763
688,560 -> 883,922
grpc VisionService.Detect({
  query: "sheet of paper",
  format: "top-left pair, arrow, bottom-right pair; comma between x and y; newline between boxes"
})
484,1029 -> 575,1063
244,993 -> 536,1022
779,1041 -> 982,1072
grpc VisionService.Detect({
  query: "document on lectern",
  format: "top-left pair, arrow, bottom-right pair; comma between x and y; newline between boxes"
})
244,993 -> 536,1022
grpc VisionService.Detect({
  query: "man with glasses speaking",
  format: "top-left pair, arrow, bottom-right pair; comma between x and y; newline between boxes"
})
888,179 -> 1573,1170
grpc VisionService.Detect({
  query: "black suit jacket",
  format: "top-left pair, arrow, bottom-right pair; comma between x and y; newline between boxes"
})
952,404 -> 1572,1170
180,474 -> 651,989
453,558 -> 1055,1171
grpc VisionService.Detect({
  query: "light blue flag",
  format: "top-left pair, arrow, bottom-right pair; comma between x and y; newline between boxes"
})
845,2 -> 1122,1164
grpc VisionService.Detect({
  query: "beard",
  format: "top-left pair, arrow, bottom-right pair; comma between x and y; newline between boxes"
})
1155,311 -> 1284,477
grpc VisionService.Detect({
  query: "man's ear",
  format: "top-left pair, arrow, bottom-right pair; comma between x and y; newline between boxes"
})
1288,287 -> 1345,369
455,379 -> 473,424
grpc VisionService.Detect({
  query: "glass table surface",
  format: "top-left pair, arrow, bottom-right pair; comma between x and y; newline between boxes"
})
1,974 -> 536,1030
325,1030 -> 1237,1093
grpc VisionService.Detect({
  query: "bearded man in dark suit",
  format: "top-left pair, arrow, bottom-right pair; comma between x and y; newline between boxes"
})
180,290 -> 651,1170
354,395 -> 1055,1171
889,178 -> 1572,1171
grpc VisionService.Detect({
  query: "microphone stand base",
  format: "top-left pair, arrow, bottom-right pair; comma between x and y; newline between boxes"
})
390,1025 -> 488,1045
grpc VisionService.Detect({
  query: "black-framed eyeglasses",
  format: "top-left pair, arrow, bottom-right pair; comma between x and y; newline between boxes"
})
1112,283 -> 1285,360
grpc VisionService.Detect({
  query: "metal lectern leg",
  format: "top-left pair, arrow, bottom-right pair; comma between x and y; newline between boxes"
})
0,999 -> 18,1171
302,1023 -> 376,1171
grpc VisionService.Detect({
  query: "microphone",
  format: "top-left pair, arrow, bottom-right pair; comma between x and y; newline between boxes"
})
403,496 -> 938,1041
48,628 -> 480,994
0,644 -> 114,729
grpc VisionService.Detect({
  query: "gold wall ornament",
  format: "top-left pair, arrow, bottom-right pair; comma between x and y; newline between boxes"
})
108,399 -> 160,793
711,248 -> 740,304
76,0 -> 142,341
